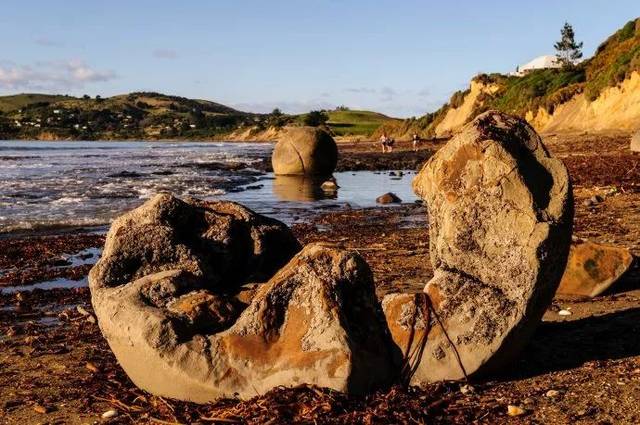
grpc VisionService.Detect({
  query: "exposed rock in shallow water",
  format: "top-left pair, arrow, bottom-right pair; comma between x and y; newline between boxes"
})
90,195 -> 392,401
376,192 -> 402,204
556,240 -> 634,297
409,111 -> 573,383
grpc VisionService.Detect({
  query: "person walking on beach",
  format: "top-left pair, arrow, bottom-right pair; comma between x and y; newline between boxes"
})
386,137 -> 395,152
412,133 -> 420,151
380,133 -> 389,153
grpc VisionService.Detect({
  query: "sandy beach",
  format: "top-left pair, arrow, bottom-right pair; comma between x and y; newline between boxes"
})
1,133 -> 639,423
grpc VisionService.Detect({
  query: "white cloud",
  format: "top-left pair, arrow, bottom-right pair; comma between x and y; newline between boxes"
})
0,60 -> 116,91
153,49 -> 179,59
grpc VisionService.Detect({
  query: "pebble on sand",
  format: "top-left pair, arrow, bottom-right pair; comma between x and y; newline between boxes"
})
101,409 -> 118,419
507,405 -> 526,416
546,389 -> 561,398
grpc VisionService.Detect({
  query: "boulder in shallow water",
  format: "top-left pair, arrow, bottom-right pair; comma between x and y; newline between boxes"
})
410,111 -> 573,383
272,126 -> 338,175
556,240 -> 634,297
376,192 -> 402,204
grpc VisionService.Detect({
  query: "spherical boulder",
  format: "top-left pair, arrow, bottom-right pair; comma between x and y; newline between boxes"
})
272,126 -> 338,175
407,111 -> 574,383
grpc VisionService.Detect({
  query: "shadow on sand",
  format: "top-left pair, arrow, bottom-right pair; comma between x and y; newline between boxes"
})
498,305 -> 640,381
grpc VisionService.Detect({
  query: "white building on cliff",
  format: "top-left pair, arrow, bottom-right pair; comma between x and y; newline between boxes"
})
511,55 -> 562,76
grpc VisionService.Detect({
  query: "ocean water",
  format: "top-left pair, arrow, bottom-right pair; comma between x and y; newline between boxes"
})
0,140 -> 418,233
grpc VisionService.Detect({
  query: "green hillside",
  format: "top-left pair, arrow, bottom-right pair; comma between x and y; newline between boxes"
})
325,110 -> 399,136
0,92 -> 397,140
292,109 -> 398,137
0,94 -> 75,113
0,91 -> 258,140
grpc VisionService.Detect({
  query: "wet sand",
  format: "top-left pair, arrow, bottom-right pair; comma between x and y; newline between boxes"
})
1,134 -> 640,423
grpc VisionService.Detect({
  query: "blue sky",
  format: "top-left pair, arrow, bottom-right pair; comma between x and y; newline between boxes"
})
0,1 -> 638,117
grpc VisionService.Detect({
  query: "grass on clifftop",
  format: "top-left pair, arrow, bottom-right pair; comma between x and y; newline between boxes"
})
477,68 -> 586,116
325,110 -> 398,137
294,109 -> 398,137
584,18 -> 640,100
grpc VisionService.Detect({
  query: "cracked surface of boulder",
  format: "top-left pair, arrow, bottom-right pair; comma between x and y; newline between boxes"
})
90,193 -> 301,290
409,111 -> 573,383
90,195 -> 392,401
272,126 -> 338,175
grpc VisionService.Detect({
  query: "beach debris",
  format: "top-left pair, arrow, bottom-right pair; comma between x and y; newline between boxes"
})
85,362 -> 100,373
101,409 -> 118,419
76,305 -> 91,317
410,111 -> 573,383
507,405 -> 526,416
376,192 -> 402,204
460,384 -> 475,395
90,195 -> 391,402
546,389 -> 561,398
272,126 -> 338,175
32,404 -> 49,414
556,240 -> 634,297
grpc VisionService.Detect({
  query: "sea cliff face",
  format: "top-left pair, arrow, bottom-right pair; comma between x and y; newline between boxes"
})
404,70 -> 640,139
433,80 -> 500,138
527,71 -> 640,133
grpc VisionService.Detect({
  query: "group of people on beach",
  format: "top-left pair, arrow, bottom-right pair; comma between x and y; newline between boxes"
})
379,133 -> 422,153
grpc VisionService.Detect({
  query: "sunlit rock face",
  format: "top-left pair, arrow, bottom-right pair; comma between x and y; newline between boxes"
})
557,240 -> 633,298
89,194 -> 393,402
405,111 -> 573,383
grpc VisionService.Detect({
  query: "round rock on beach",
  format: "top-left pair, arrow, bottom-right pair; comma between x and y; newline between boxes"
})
402,110 -> 574,383
89,194 -> 393,402
271,126 -> 338,175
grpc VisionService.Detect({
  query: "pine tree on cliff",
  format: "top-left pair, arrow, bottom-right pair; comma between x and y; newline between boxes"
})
554,22 -> 583,67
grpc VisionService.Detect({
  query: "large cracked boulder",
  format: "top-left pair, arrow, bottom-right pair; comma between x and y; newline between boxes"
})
90,193 -> 301,290
407,111 -> 573,383
90,195 -> 392,401
272,126 -> 338,175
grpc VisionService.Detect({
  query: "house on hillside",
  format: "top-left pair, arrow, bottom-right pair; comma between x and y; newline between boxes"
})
511,55 -> 562,76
